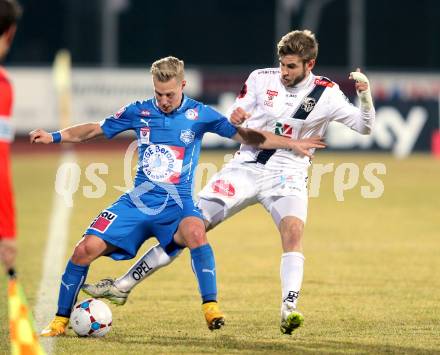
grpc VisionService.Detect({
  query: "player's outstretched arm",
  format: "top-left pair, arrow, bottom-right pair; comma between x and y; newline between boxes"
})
232,128 -> 326,158
29,123 -> 103,144
230,107 -> 251,126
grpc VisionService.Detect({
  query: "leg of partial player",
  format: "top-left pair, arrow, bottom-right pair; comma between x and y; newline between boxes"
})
41,235 -> 117,337
278,215 -> 306,335
0,239 -> 17,278
178,216 -> 225,330
82,242 -> 182,305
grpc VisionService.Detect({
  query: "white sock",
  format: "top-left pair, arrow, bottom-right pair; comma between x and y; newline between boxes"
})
114,244 -> 179,292
280,251 -> 305,309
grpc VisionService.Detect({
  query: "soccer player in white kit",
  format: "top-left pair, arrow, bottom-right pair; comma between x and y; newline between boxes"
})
83,30 -> 375,334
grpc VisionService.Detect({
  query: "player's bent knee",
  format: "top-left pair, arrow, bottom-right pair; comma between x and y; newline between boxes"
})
178,217 -> 207,248
185,226 -> 206,247
71,244 -> 90,265
179,223 -> 206,248
71,237 -> 102,265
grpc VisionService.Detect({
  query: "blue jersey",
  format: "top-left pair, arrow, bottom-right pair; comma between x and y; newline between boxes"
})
100,96 -> 237,200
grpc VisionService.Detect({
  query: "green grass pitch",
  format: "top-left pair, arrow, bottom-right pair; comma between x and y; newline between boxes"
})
1,149 -> 440,354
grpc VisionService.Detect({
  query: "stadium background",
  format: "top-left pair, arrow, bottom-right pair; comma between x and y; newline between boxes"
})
1,0 -> 440,353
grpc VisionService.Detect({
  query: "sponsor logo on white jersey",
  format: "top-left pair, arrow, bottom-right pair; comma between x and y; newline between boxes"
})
264,89 -> 278,107
275,122 -> 294,138
212,179 -> 235,197
314,78 -> 334,87
266,89 -> 278,97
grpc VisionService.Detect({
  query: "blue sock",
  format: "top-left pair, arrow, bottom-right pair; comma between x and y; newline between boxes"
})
163,238 -> 185,257
56,260 -> 89,317
190,244 -> 217,303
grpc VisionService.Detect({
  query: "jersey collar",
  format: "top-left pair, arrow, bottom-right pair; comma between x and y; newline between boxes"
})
175,95 -> 189,113
292,72 -> 315,90
152,95 -> 189,115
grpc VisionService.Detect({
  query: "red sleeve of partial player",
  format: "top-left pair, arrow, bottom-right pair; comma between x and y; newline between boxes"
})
0,67 -> 15,239
0,67 -> 13,116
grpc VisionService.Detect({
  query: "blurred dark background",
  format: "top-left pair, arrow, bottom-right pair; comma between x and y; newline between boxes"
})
4,0 -> 440,156
6,0 -> 440,69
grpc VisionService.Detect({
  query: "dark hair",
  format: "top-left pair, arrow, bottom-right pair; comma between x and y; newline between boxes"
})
0,0 -> 22,36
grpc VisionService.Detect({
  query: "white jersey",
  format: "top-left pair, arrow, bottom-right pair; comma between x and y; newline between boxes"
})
198,68 -> 375,226
227,68 -> 375,169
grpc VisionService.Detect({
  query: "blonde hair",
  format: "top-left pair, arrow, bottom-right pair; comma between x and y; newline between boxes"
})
277,30 -> 318,62
150,56 -> 184,82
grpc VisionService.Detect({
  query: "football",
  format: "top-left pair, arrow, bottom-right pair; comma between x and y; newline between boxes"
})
70,298 -> 112,337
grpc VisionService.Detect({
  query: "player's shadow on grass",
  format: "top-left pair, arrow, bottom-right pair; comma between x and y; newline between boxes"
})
105,335 -> 434,354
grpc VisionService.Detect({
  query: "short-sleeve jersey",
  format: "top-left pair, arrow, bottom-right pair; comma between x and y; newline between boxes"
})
229,68 -> 375,168
100,96 -> 237,199
0,67 -> 13,145
0,66 -> 15,238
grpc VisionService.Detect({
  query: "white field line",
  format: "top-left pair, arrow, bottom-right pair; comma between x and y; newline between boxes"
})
34,150 -> 76,354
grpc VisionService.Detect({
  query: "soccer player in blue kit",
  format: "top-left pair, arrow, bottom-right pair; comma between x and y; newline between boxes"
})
30,56 -> 325,336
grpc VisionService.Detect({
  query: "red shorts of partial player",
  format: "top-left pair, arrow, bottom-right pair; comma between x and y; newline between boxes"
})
0,144 -> 15,239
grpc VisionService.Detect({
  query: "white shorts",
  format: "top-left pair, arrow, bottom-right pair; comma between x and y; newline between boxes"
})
197,159 -> 308,228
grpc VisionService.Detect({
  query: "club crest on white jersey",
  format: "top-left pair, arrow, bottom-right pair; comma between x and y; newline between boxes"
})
301,97 -> 316,113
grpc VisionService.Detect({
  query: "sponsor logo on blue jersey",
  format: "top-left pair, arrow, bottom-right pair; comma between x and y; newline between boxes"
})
142,144 -> 184,183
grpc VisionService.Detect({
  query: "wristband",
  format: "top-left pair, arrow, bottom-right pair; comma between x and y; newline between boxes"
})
358,90 -> 373,111
51,131 -> 62,143
350,71 -> 373,111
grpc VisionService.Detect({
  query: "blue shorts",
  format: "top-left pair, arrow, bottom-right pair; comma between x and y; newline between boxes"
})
84,193 -> 203,260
